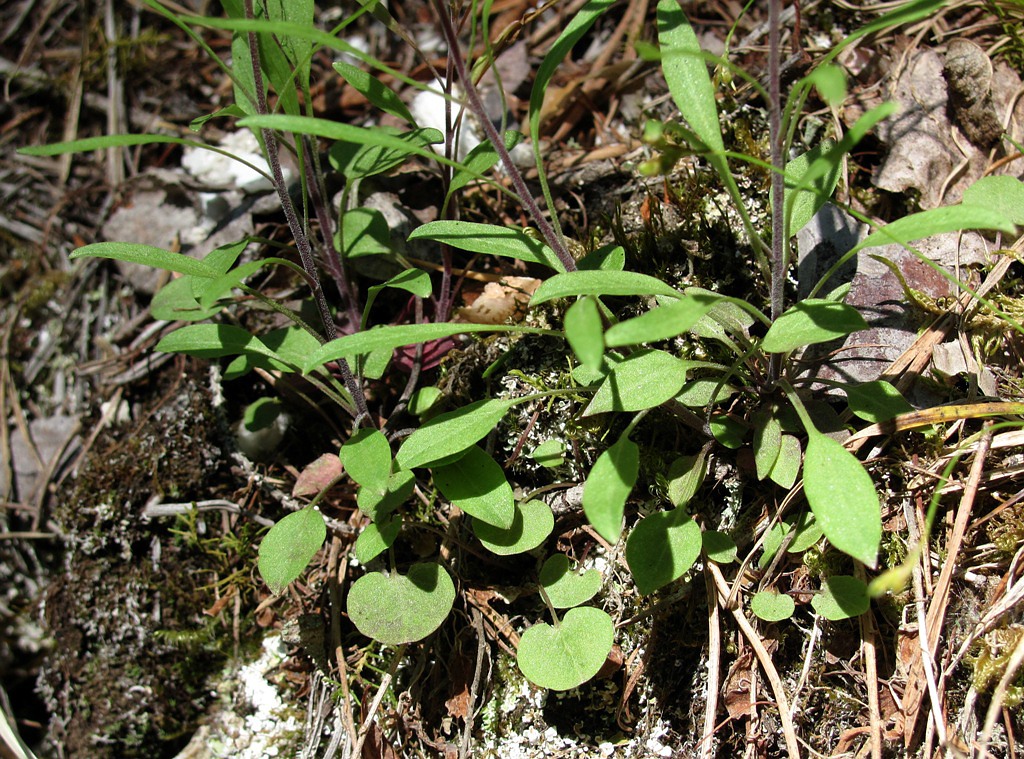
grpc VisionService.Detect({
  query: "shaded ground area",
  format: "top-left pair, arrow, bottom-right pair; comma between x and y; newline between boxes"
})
3,1 -> 1024,758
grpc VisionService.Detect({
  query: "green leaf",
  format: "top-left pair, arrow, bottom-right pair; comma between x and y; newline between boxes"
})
532,439 -> 566,468
806,64 -> 847,106
332,59 -> 414,124
583,349 -> 693,415
409,221 -> 564,271
339,429 -> 392,491
347,563 -> 456,644
564,296 -> 604,371
448,130 -> 523,197
303,323 -> 547,373
341,207 -> 391,258
432,445 -> 514,529
362,269 -> 434,329
667,449 -> 708,508
582,434 -> 639,544
530,270 -> 683,305
845,380 -> 914,423
761,300 -> 868,353
675,379 -> 736,408
472,500 -> 554,556
328,126 -> 444,180
753,413 -> 783,481
626,509 -> 702,595
357,469 -> 414,523
751,591 -> 796,622
151,277 -> 222,322
962,176 -> 1024,224
539,554 -> 602,608
775,139 -> 844,237
604,292 -> 721,347
396,398 -> 516,470
70,242 -> 218,278
353,515 -> 402,564
811,575 -> 870,620
656,0 -> 724,155
408,386 -> 444,419
258,507 -> 326,595
155,324 -> 284,362
803,433 -> 881,567
788,510 -> 824,553
703,531 -> 737,563
198,256 -> 307,309
517,606 -> 614,691
710,414 -> 747,449
577,244 -> 625,271
856,204 -> 1016,254
768,434 -> 802,490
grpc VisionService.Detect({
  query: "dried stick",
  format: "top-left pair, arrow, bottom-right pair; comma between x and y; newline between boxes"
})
708,562 -> 801,758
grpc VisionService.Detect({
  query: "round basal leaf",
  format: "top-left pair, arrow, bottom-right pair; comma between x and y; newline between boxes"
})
604,292 -> 720,347
539,554 -> 602,608
703,530 -> 737,564
751,591 -> 796,622
844,380 -> 914,423
811,575 -> 870,621
762,300 -> 868,354
396,398 -> 515,470
473,500 -> 554,556
531,439 -> 566,468
258,507 -> 326,595
340,428 -> 392,490
432,445 -> 514,529
626,509 -> 702,595
582,434 -> 639,544
804,433 -> 881,568
341,207 -> 391,258
353,516 -> 402,565
516,606 -> 614,691
583,349 -> 693,415
564,296 -> 604,371
347,563 -> 456,644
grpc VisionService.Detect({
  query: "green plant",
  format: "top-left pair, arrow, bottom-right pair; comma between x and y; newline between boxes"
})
19,0 -> 1024,701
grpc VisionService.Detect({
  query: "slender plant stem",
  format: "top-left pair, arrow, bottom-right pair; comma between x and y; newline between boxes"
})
302,138 -> 362,330
431,0 -> 577,272
768,0 -> 785,383
242,0 -> 370,425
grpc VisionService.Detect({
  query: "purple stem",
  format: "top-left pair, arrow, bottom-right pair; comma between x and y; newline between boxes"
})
431,0 -> 577,273
243,0 -> 371,425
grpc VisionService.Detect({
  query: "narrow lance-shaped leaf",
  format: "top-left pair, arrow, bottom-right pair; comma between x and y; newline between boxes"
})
803,432 -> 881,567
656,0 -> 724,154
582,433 -> 639,544
563,296 -> 604,371
432,445 -> 515,529
531,270 -> 683,305
409,221 -> 565,271
258,507 -> 326,595
761,300 -> 868,354
396,398 -> 517,470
